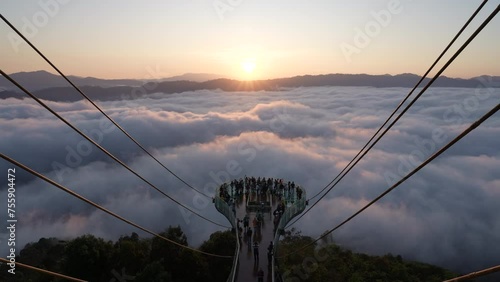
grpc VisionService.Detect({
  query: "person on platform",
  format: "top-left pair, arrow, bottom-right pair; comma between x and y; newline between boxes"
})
267,241 -> 274,266
244,214 -> 249,231
267,241 -> 274,254
247,228 -> 253,246
253,241 -> 259,262
257,268 -> 264,282
253,216 -> 259,234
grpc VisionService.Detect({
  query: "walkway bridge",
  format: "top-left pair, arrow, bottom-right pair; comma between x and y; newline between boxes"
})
214,177 -> 307,282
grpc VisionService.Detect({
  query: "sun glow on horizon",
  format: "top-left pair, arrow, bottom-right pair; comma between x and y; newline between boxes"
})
240,58 -> 257,79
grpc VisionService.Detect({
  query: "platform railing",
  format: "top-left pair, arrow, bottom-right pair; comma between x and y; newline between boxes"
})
215,182 -> 306,282
272,192 -> 307,282
214,192 -> 240,282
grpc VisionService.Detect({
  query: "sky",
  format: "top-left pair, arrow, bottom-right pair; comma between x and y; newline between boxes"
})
1,0 -> 499,80
0,85 -> 499,274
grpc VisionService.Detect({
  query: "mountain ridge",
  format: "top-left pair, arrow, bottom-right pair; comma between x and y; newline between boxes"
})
0,71 -> 227,92
1,71 -> 499,102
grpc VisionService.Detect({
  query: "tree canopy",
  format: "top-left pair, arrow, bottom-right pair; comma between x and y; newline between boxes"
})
277,229 -> 459,282
0,227 -> 476,282
0,226 -> 235,282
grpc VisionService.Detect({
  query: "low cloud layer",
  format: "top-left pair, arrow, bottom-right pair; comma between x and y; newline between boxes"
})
1,84 -> 498,273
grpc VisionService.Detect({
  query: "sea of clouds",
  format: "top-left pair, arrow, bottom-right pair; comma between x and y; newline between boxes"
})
0,85 -> 498,273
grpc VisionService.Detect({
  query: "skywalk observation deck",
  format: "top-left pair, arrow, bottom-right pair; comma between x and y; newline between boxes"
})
214,177 -> 307,282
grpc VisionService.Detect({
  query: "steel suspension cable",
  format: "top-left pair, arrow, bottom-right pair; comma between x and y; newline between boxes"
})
0,258 -> 87,282
443,264 -> 500,282
279,103 -> 499,258
0,153 -> 233,259
0,14 -> 210,199
0,69 -> 230,229
286,3 -> 498,228
308,0 -> 489,202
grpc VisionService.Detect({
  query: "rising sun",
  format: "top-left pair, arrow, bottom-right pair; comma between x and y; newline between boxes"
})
241,58 -> 256,74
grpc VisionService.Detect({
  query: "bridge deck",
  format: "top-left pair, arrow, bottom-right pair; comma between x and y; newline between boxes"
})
235,191 -> 277,282
215,179 -> 305,282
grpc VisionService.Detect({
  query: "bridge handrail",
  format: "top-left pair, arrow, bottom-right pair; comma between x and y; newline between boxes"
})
215,181 -> 306,282
214,194 -> 239,282
272,193 -> 307,282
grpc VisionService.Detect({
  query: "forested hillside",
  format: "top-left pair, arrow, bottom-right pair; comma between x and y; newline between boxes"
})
0,226 -> 471,282
277,229 -> 459,282
0,226 -> 235,282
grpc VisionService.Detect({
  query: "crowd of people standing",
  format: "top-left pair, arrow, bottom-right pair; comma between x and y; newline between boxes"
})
222,176 -> 304,201
216,176 -> 306,282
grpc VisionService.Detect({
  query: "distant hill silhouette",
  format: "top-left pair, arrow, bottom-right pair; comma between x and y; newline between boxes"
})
162,73 -> 226,82
0,71 -> 144,91
0,70 -> 225,92
1,71 -> 498,102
